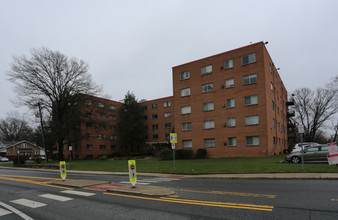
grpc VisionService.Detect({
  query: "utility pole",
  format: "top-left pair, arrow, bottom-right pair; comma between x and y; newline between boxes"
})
38,102 -> 48,163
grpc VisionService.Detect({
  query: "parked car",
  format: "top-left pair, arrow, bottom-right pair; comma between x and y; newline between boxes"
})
291,142 -> 319,153
0,156 -> 9,162
286,145 -> 329,163
29,155 -> 46,160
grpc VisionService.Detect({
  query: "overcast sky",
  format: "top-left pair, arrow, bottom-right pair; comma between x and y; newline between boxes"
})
1,0 -> 337,120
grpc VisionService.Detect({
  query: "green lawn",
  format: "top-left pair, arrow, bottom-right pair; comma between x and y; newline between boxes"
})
2,155 -> 338,174
29,155 -> 338,174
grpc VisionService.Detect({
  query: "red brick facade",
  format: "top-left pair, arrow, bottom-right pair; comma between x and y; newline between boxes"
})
70,42 -> 287,159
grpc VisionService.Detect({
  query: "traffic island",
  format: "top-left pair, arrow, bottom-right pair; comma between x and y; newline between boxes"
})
50,179 -> 109,188
106,184 -> 175,197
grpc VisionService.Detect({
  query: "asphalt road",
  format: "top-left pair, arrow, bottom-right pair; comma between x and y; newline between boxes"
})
0,168 -> 338,219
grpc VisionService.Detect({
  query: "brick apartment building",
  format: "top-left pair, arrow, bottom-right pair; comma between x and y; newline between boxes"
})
68,42 -> 288,159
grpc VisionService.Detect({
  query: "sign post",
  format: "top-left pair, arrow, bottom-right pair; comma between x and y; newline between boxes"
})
69,146 -> 72,169
298,125 -> 304,171
170,133 -> 177,170
128,160 -> 137,188
60,161 -> 67,180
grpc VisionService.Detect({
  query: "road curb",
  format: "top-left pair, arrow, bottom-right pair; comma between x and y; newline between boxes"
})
1,166 -> 338,179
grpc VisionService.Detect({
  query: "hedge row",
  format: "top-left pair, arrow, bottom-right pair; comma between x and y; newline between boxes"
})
159,148 -> 207,160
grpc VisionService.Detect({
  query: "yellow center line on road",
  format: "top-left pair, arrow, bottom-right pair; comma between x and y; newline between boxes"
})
103,192 -> 274,212
0,176 -> 73,190
169,188 -> 277,199
0,174 -> 59,180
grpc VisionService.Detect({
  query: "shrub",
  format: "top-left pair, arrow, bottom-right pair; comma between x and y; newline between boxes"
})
175,149 -> 193,159
98,155 -> 108,160
13,156 -> 26,165
196,148 -> 207,159
160,148 -> 173,160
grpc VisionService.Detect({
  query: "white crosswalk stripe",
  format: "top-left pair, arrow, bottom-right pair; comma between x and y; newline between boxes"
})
119,181 -> 150,185
39,193 -> 73,202
119,177 -> 180,185
61,190 -> 96,197
11,198 -> 47,209
0,207 -> 12,217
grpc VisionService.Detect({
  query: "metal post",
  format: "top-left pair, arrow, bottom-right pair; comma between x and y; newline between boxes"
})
301,133 -> 304,171
173,149 -> 176,170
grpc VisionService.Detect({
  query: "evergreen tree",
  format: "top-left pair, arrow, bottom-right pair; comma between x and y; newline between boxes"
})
117,91 -> 145,153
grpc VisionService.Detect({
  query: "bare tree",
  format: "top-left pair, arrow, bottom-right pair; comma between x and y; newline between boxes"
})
0,112 -> 34,142
8,48 -> 101,160
293,76 -> 338,141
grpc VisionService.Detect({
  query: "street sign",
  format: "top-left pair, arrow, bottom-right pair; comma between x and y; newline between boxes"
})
128,160 -> 137,187
69,146 -> 72,151
60,161 -> 67,180
170,133 -> 177,143
327,143 -> 338,165
298,125 -> 304,133
171,143 -> 176,149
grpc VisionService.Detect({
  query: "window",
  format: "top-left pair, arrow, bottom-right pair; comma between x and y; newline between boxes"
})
85,99 -> 92,106
227,118 -> 236,127
152,104 -> 158,109
246,136 -> 260,146
270,82 -> 274,91
110,135 -> 117,140
225,59 -> 233,69
245,115 -> 259,125
99,113 -> 106,118
165,134 -> 170,140
183,140 -> 192,148
152,124 -> 158,130
153,134 -> 158,139
164,112 -> 171,118
86,145 -> 93,150
86,133 -> 93,139
273,118 -> 275,128
181,88 -> 191,97
272,101 -> 275,110
180,71 -> 190,80
182,122 -> 192,131
164,101 -> 171,107
109,105 -> 116,110
85,111 -> 92,117
100,145 -> 106,150
181,106 -> 191,114
201,65 -> 212,75
228,137 -> 237,146
204,138 -> 215,147
99,134 -> 106,140
111,125 -> 116,131
22,143 -> 27,148
242,53 -> 256,65
142,106 -> 147,111
98,102 -> 105,108
243,74 -> 257,85
111,145 -> 116,150
86,122 -> 93,128
144,125 -> 148,131
165,123 -> 171,129
244,95 -> 258,106
203,120 -> 215,129
99,123 -> 106,130
227,98 -> 235,108
202,83 -> 214,93
152,114 -> 158,119
203,102 -> 214,112
226,78 -> 234,88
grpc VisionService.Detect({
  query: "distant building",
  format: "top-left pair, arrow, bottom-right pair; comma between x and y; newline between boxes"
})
0,140 -> 45,160
68,42 -> 288,159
